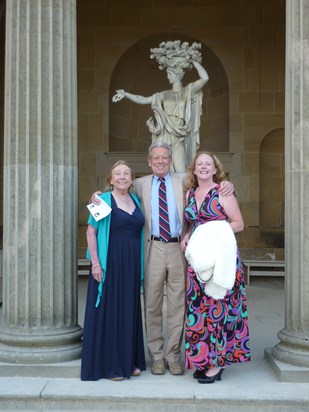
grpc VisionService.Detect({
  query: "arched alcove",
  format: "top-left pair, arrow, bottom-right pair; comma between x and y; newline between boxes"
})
109,33 -> 229,153
259,128 -> 284,247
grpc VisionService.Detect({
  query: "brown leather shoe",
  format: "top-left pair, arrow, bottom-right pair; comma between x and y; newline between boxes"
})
167,361 -> 183,375
151,359 -> 165,375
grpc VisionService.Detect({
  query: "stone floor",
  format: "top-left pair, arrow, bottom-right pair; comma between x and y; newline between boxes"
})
0,276 -> 309,411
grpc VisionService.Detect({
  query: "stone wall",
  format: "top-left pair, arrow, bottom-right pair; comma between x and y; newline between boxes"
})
76,0 -> 285,258
0,1 -> 286,259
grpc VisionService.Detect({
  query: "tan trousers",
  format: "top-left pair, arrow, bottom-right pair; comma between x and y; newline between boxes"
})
144,240 -> 186,363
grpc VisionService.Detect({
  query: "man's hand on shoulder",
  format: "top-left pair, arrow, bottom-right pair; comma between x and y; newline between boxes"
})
219,181 -> 235,197
90,191 -> 103,205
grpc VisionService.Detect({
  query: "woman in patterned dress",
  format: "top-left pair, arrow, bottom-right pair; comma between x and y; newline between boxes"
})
181,152 -> 251,384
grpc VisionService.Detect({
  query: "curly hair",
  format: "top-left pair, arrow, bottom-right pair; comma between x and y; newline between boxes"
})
185,151 -> 227,191
105,160 -> 135,192
150,40 -> 202,71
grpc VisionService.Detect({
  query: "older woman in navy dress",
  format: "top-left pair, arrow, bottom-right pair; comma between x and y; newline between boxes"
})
81,161 -> 146,381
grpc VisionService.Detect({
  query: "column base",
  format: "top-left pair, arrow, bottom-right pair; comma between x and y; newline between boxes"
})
0,326 -> 83,364
0,359 -> 81,378
265,347 -> 309,382
271,327 -> 309,367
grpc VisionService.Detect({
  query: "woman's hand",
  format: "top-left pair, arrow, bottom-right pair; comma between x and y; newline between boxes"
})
181,233 -> 190,252
219,181 -> 235,197
112,89 -> 126,102
86,225 -> 103,282
92,264 -> 104,283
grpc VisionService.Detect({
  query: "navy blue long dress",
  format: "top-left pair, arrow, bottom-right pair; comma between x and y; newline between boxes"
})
81,195 -> 146,380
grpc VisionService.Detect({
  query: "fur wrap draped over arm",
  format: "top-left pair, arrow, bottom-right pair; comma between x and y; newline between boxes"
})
185,220 -> 237,299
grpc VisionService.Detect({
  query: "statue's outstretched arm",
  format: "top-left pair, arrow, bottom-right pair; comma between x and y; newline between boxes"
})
112,89 -> 152,105
191,61 -> 209,93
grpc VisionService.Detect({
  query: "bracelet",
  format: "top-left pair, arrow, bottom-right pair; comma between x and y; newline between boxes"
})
92,263 -> 101,270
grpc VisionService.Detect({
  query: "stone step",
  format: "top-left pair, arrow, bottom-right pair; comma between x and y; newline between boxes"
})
0,375 -> 309,412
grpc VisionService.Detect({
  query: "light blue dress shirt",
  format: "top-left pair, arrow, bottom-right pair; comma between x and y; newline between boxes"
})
150,173 -> 181,237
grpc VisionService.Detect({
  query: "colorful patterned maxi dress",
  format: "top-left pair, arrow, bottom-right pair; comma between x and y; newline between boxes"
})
184,185 -> 251,371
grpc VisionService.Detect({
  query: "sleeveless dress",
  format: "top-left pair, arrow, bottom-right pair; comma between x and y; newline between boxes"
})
81,195 -> 146,380
184,186 -> 251,371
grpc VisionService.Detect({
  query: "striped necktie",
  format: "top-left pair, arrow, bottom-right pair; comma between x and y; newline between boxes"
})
158,177 -> 171,242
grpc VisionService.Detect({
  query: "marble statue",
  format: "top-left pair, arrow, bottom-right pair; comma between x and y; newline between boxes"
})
112,41 -> 209,172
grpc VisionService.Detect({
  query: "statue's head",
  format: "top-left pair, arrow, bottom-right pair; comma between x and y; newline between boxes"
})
166,65 -> 185,81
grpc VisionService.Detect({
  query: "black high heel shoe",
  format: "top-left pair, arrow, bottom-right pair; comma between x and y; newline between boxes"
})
198,368 -> 224,384
193,369 -> 208,379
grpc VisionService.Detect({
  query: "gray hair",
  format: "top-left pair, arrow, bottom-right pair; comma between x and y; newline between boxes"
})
148,141 -> 172,159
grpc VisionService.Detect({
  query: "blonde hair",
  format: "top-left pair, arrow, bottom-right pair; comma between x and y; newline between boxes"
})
105,160 -> 135,192
185,151 -> 227,191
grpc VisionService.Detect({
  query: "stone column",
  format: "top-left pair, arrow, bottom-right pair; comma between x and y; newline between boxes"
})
266,0 -> 309,381
0,0 -> 82,363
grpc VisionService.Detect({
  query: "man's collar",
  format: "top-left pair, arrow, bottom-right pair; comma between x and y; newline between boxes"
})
154,173 -> 171,182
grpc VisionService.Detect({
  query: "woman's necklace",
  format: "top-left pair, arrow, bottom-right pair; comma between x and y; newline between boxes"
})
113,193 -> 131,203
113,191 -> 135,214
